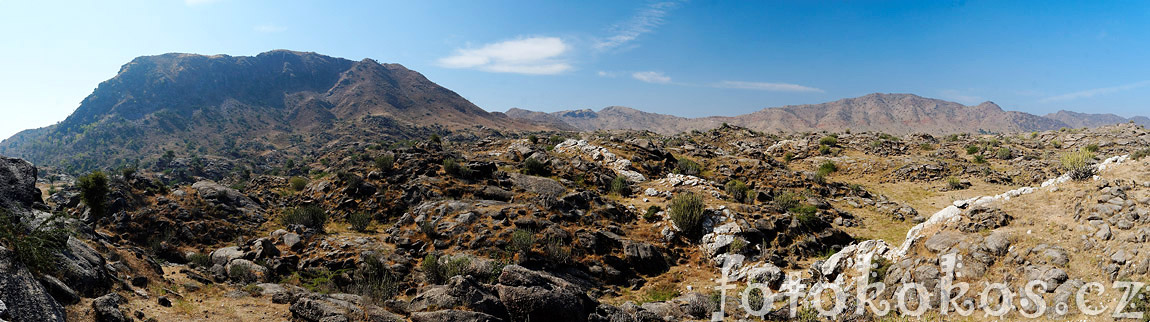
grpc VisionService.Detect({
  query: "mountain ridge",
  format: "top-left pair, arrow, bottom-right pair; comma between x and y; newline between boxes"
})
507,93 -> 1149,134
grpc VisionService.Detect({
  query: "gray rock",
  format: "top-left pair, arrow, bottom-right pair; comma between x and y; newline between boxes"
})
93,293 -> 127,322
507,173 -> 566,198
983,232 -> 1011,256
211,246 -> 244,266
55,236 -> 114,298
623,241 -> 668,275
0,247 -> 66,322
0,157 -> 44,211
39,275 -> 80,305
409,275 -> 507,320
1112,250 -> 1128,265
290,293 -> 365,322
283,233 -> 302,251
410,310 -> 503,322
924,231 -> 962,253
1043,248 -> 1070,267
496,265 -> 596,322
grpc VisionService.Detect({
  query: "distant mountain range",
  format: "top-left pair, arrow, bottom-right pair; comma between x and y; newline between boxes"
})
508,93 -> 1150,135
0,50 -> 552,172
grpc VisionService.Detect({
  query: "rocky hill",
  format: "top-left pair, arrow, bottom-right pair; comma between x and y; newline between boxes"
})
0,50 -> 554,174
510,93 -> 1147,135
1044,110 -> 1150,129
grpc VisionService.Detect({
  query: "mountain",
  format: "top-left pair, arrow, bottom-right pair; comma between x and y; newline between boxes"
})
1043,110 -> 1150,129
510,93 -> 1145,135
0,50 -> 553,172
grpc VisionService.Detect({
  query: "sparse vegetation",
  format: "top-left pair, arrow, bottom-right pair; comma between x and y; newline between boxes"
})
724,179 -> 750,203
995,147 -> 1012,159
816,160 -> 838,176
289,176 -> 308,191
965,145 -> 980,155
374,154 -> 395,170
188,252 -> 212,268
819,135 -> 838,146
1085,143 -> 1100,153
669,192 -> 706,239
783,152 -> 794,163
282,205 -> 328,231
946,176 -> 964,190
609,175 -> 631,196
675,158 -> 702,176
0,211 -> 69,275
348,212 -> 371,232
508,229 -> 536,254
1061,149 -> 1096,180
643,205 -> 662,221
1051,140 -> 1062,149
818,144 -> 832,155
1133,148 -> 1150,160
523,157 -> 550,176
973,155 -> 986,164
443,158 -> 474,178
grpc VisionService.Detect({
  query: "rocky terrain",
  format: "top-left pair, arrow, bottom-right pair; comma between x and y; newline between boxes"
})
1,115 -> 1147,321
508,93 -> 1150,135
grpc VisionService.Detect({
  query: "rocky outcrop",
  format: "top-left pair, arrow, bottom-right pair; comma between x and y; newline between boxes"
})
0,247 -> 66,322
495,265 -> 597,322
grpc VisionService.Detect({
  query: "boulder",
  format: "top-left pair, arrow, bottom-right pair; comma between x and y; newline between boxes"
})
0,157 -> 43,211
496,265 -> 596,322
409,275 -> 508,319
623,241 -> 668,275
0,247 -> 66,322
92,293 -> 127,322
410,310 -> 504,322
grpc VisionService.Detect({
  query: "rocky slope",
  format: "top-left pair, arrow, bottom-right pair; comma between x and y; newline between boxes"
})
0,50 -> 556,173
510,93 -> 1147,135
1044,110 -> 1150,129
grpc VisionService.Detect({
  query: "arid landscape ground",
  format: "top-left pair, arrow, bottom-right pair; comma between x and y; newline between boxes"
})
1,51 -> 1149,322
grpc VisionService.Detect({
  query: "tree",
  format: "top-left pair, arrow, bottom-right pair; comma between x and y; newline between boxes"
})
78,171 -> 109,219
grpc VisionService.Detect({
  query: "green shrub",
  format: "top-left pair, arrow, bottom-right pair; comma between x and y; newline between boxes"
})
353,253 -> 401,301
544,238 -> 571,264
791,205 -> 820,229
920,143 -> 934,150
724,179 -> 750,203
282,206 -> 327,231
1061,150 -> 1096,180
818,144 -> 832,155
996,147 -> 1012,159
188,252 -> 212,268
643,205 -> 661,221
644,282 -> 681,303
508,229 -> 536,254
728,238 -> 747,254
1085,143 -> 1100,153
1051,140 -> 1062,149
78,171 -> 109,219
818,135 -> 838,146
973,155 -> 986,164
418,220 -> 437,238
0,211 -> 69,275
374,154 -> 395,170
527,135 -> 538,144
443,158 -> 473,178
675,158 -> 702,176
429,134 -> 442,144
818,159 -> 837,177
348,213 -> 371,232
669,193 -> 706,239
289,176 -> 308,191
946,134 -> 960,142
609,175 -> 631,196
228,262 -> 256,283
965,145 -> 980,155
549,135 -> 566,145
774,191 -> 800,211
523,158 -> 550,176
783,152 -> 795,163
946,177 -> 964,190
1133,149 -> 1150,160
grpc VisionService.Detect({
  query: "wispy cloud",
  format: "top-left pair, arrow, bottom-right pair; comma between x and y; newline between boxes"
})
632,71 -> 671,84
713,80 -> 823,93
1041,80 -> 1150,102
596,71 -> 618,78
184,0 -> 223,6
254,25 -> 287,33
940,89 -> 982,104
438,37 -> 572,75
594,1 -> 682,51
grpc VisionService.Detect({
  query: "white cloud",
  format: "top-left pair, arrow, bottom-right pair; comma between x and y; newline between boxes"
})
596,71 -> 617,77
940,89 -> 982,104
594,1 -> 682,51
1041,80 -> 1150,103
438,37 -> 572,75
184,0 -> 223,6
632,71 -> 671,84
713,80 -> 824,93
254,25 -> 287,33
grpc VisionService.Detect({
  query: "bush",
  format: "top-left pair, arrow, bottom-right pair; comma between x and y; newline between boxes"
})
418,221 -> 437,238
724,180 -> 750,203
609,175 -> 631,196
783,152 -> 795,163
791,205 -> 820,229
354,253 -> 401,301
289,176 -> 308,191
669,193 -> 706,239
1085,143 -> 1100,153
523,158 -> 550,176
818,144 -> 832,155
0,211 -> 69,275
773,191 -> 801,211
946,177 -> 964,190
816,160 -> 838,178
282,206 -> 327,231
1133,149 -> 1150,160
374,154 -> 395,170
818,135 -> 838,146
1051,140 -> 1062,149
348,213 -> 371,232
429,134 -> 442,144
544,238 -> 571,264
996,147 -> 1012,159
643,205 -> 661,221
443,158 -> 474,178
920,143 -> 934,150
228,263 -> 256,283
78,171 -> 109,219
508,229 -> 536,254
965,145 -> 980,155
675,158 -> 702,176
973,155 -> 986,164
1061,150 -> 1096,181
188,252 -> 212,269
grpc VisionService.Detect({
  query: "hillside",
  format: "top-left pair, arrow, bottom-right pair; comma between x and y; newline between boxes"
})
1044,110 -> 1150,129
511,93 -> 1147,135
0,50 -> 554,173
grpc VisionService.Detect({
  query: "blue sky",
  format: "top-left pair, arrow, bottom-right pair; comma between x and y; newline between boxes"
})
1,1 -> 1148,139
